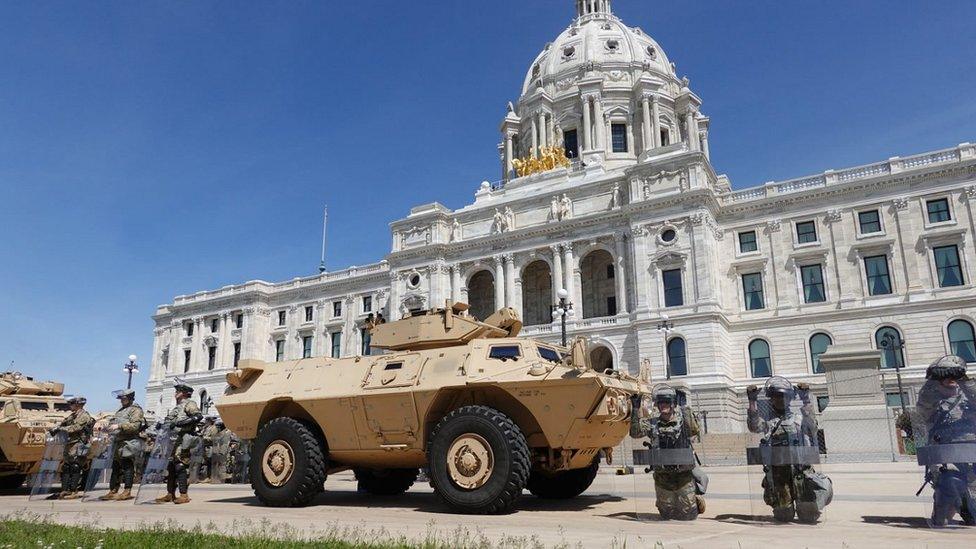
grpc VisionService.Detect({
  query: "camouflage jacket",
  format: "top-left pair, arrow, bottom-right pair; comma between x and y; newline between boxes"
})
631,406 -> 700,446
112,403 -> 145,441
164,399 -> 202,436
747,406 -> 818,447
57,409 -> 94,444
201,424 -> 219,447
916,378 -> 976,443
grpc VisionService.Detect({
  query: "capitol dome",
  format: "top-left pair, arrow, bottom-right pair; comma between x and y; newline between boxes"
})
498,0 -> 709,183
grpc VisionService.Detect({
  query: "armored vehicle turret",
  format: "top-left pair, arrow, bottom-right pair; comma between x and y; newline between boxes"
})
0,372 -> 71,489
218,302 -> 645,514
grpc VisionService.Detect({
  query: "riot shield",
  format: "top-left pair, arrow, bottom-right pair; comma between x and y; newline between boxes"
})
209,433 -> 230,485
134,425 -> 175,504
910,368 -> 976,529
28,431 -> 67,500
187,439 -> 205,484
744,377 -> 830,524
231,440 -> 251,484
81,424 -> 116,501
629,385 -> 708,522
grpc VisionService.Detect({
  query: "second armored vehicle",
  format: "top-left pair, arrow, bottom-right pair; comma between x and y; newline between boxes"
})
0,372 -> 71,488
218,303 -> 644,514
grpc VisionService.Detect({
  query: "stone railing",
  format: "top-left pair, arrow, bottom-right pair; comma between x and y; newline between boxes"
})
720,143 -> 973,206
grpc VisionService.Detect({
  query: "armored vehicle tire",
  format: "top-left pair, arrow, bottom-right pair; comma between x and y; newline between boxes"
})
427,405 -> 530,515
526,457 -> 600,499
354,468 -> 418,496
250,417 -> 327,507
0,474 -> 26,490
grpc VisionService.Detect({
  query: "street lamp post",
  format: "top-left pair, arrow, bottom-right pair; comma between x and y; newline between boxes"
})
122,354 -> 139,390
657,314 -> 674,379
551,289 -> 575,347
879,332 -> 908,418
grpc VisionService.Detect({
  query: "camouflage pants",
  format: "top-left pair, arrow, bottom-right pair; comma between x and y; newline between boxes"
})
60,441 -> 88,493
166,459 -> 190,495
109,457 -> 135,491
653,471 -> 699,520
931,464 -> 976,525
762,465 -> 828,521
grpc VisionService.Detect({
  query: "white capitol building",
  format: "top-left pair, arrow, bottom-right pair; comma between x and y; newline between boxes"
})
147,0 -> 976,433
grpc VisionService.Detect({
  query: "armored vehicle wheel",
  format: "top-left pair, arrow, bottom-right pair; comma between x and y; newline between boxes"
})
0,474 -> 26,490
354,468 -> 418,496
526,457 -> 599,499
250,417 -> 326,507
427,405 -> 529,514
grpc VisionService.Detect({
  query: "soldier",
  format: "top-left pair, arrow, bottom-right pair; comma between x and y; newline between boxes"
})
211,420 -> 232,484
99,389 -> 145,501
200,417 -> 218,483
49,396 -> 94,499
746,377 -> 832,523
155,383 -> 202,504
630,385 -> 707,520
915,355 -> 976,527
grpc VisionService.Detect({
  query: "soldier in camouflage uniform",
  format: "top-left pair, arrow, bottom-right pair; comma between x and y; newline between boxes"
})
211,420 -> 232,484
200,417 -> 218,482
915,355 -> 976,527
155,383 -> 202,504
49,396 -> 94,499
630,386 -> 707,520
100,389 -> 145,501
747,378 -> 831,523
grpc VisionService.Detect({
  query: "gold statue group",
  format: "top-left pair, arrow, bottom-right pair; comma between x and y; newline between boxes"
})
512,146 -> 572,177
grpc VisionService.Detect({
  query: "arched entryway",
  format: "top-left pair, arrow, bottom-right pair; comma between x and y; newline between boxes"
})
521,260 -> 553,326
467,270 -> 495,321
590,346 -> 613,373
580,249 -> 617,318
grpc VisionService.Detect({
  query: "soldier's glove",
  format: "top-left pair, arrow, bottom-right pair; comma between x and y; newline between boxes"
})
796,382 -> 810,391
746,385 -> 760,402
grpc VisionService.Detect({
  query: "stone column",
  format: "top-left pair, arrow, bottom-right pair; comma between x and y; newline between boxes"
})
551,245 -> 564,297
504,254 -> 516,307
700,128 -> 710,160
641,95 -> 652,152
504,134 -> 514,179
450,264 -> 462,303
537,112 -> 546,149
531,118 -> 539,157
493,256 -> 505,311
593,96 -> 606,150
582,96 -> 592,151
547,114 -> 555,148
651,96 -> 661,147
563,243 -> 576,302
388,272 -> 400,320
687,108 -> 700,151
192,318 -> 202,372
614,234 -> 629,314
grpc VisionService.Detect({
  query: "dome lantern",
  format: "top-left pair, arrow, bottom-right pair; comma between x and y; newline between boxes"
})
576,0 -> 612,18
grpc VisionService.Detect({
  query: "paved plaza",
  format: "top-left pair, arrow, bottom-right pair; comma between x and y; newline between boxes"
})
3,462 -> 974,548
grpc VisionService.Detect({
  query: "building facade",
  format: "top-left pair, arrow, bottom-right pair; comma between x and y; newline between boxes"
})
147,0 -> 976,432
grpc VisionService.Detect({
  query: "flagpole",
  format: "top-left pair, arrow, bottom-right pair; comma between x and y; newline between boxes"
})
319,206 -> 328,274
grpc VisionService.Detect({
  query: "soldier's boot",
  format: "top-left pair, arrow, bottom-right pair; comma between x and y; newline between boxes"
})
772,504 -> 795,522
173,493 -> 191,504
98,490 -> 119,501
154,493 -> 175,503
61,492 -> 83,500
696,495 -> 706,515
115,489 -> 134,501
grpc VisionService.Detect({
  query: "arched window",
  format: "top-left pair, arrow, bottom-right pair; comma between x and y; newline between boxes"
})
667,337 -> 687,378
809,333 -> 833,374
749,339 -> 772,378
948,319 -> 976,363
875,326 -> 905,369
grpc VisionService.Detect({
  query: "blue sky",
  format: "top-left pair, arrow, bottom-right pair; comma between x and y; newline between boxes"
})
1,0 -> 974,411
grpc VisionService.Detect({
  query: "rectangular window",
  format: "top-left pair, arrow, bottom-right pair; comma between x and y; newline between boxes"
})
233,342 -> 241,368
738,231 -> 758,253
210,319 -> 218,333
362,296 -> 372,313
886,392 -> 909,408
858,210 -> 882,234
927,198 -> 951,223
302,336 -> 313,359
277,310 -> 286,326
333,301 -> 342,317
564,129 -> 579,158
801,264 -> 827,303
742,273 -> 765,310
934,245 -> 965,287
305,306 -> 314,322
234,313 -> 244,329
183,350 -> 191,373
186,322 -> 194,337
275,340 -> 285,362
864,255 -> 893,295
331,332 -> 341,358
489,345 -> 521,361
796,220 -> 818,244
662,269 -> 683,307
207,346 -> 216,370
606,296 -> 617,316
611,123 -> 628,153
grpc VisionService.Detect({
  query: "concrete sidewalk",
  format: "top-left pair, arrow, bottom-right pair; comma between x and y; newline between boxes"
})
2,462 -> 973,548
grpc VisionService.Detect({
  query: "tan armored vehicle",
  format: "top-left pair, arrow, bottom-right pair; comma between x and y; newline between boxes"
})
0,372 -> 70,488
218,303 -> 644,514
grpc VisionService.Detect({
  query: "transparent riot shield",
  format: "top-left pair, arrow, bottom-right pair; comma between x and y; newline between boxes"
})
81,425 -> 116,501
744,378 -> 830,524
629,386 -> 709,522
28,431 -> 66,500
187,439 -> 205,484
134,425 -> 175,504
209,433 -> 230,485
911,371 -> 976,529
